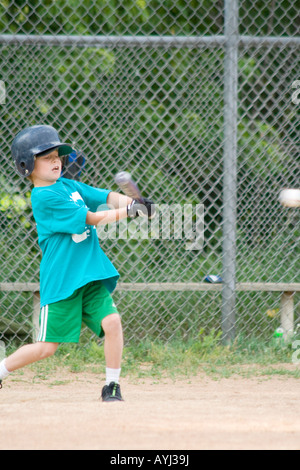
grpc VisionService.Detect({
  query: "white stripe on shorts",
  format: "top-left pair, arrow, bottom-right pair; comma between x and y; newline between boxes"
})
38,305 -> 48,342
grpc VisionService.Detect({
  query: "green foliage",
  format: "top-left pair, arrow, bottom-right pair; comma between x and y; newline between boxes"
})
0,177 -> 39,283
0,177 -> 31,229
0,0 -> 298,36
16,334 -> 300,382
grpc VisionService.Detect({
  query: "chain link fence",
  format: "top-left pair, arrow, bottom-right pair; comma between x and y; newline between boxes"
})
0,1 -> 299,347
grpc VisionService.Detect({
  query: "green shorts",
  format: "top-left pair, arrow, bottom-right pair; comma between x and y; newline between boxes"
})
37,280 -> 119,343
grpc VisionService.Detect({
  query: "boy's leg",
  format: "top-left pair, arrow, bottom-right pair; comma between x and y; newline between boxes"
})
82,282 -> 124,385
101,313 -> 124,402
1,342 -> 58,375
102,313 -> 123,370
1,288 -> 82,384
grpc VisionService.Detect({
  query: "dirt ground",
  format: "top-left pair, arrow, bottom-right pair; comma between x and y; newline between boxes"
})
0,367 -> 299,451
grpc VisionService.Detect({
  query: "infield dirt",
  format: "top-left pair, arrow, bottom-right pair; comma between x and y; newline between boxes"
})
0,367 -> 299,450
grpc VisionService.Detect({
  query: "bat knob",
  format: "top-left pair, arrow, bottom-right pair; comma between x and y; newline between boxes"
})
115,171 -> 131,185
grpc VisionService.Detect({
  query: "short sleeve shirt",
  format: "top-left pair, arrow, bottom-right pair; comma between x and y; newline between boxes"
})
31,177 -> 119,306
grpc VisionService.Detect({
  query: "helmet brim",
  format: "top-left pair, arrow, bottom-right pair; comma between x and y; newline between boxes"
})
58,144 -> 74,156
34,143 -> 74,158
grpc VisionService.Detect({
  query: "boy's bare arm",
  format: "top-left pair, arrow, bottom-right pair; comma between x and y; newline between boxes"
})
107,191 -> 132,209
86,207 -> 127,226
86,191 -> 132,226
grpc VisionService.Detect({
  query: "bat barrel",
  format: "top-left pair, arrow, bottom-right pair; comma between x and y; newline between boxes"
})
115,171 -> 143,202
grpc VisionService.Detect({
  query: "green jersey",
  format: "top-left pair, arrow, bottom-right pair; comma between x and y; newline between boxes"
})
31,177 -> 119,307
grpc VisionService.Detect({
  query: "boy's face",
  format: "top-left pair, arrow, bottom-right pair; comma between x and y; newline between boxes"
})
31,149 -> 62,187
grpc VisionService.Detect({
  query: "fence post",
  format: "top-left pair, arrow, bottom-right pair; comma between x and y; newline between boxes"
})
221,0 -> 239,343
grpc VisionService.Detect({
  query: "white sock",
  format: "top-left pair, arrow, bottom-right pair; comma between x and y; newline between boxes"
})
0,359 -> 10,380
106,367 -> 121,385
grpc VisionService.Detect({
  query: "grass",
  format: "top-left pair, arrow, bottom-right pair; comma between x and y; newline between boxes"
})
12,330 -> 299,384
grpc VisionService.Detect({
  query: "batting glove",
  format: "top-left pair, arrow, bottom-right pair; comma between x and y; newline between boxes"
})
127,198 -> 155,219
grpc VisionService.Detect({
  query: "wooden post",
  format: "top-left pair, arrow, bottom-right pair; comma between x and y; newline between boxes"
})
280,291 -> 294,340
32,292 -> 40,342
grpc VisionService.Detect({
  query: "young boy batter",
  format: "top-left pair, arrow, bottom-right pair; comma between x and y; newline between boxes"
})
0,125 -> 154,401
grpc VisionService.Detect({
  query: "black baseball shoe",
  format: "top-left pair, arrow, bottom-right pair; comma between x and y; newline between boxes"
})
101,382 -> 124,402
0,380 -> 2,389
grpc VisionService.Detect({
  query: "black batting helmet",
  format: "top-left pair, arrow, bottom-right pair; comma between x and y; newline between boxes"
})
11,125 -> 74,177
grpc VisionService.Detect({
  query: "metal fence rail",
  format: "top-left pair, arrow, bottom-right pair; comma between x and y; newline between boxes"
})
0,0 -> 299,347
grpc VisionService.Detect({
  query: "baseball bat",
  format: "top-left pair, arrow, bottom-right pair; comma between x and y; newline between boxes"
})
114,171 -> 144,203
